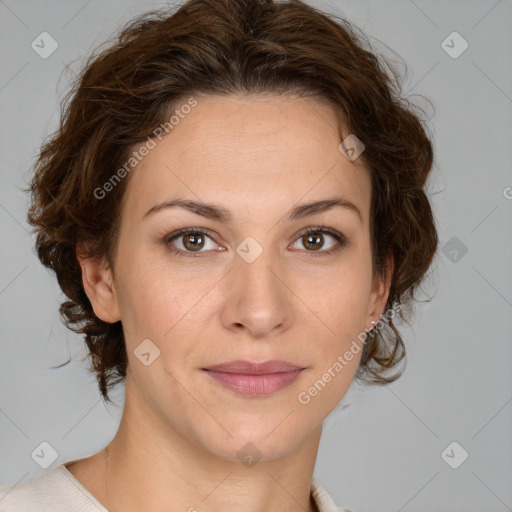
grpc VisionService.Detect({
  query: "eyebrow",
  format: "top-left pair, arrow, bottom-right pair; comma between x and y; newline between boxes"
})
143,196 -> 362,223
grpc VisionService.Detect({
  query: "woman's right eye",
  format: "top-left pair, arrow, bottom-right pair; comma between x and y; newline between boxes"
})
164,229 -> 220,257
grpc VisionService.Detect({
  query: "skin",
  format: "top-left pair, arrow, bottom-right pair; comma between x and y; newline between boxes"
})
71,93 -> 392,512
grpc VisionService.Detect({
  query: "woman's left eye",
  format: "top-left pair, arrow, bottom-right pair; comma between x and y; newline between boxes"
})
164,227 -> 346,258
290,228 -> 345,255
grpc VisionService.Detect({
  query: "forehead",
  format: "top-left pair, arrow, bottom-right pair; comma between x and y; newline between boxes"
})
120,94 -> 371,227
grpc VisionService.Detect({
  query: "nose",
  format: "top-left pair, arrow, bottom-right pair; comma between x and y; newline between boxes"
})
219,245 -> 293,338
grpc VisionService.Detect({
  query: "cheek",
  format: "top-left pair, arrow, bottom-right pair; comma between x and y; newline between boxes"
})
295,257 -> 371,377
113,247 -> 180,338
115,247 -> 219,361
300,262 -> 372,334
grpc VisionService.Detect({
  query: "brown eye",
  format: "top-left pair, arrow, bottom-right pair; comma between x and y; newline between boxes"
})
291,227 -> 344,254
182,233 -> 205,251
302,232 -> 324,251
165,229 -> 218,256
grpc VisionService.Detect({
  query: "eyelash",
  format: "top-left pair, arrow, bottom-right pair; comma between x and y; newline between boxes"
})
163,225 -> 347,259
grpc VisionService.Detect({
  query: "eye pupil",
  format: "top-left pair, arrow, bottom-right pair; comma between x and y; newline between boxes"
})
184,234 -> 204,251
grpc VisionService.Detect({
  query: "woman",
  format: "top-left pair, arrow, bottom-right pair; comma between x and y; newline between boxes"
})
0,0 -> 438,510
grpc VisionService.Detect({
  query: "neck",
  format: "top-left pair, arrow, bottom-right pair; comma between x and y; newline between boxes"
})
94,374 -> 323,512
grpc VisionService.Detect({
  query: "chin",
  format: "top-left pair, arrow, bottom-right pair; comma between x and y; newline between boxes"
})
195,419 -> 313,464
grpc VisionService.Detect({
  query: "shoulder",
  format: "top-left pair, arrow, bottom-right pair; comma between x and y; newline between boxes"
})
311,476 -> 354,512
0,464 -> 108,512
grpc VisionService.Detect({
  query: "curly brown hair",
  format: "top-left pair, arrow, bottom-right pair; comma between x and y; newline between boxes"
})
25,0 -> 438,404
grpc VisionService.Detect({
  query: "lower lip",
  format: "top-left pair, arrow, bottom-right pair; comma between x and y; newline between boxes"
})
203,369 -> 304,396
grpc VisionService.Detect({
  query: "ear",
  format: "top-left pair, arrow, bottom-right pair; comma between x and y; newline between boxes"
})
76,243 -> 120,324
365,253 -> 394,330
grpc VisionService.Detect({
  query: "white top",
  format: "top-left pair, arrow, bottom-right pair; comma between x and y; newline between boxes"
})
0,463 -> 351,512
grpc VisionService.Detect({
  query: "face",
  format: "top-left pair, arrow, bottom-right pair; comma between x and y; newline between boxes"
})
81,94 -> 391,462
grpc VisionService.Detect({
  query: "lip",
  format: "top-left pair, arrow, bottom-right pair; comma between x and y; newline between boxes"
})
203,360 -> 304,374
202,360 -> 306,397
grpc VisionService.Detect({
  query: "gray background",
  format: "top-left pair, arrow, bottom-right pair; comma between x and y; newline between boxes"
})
1,1 -> 511,511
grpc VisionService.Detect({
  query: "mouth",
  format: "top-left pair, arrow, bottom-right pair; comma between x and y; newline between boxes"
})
201,360 -> 306,397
